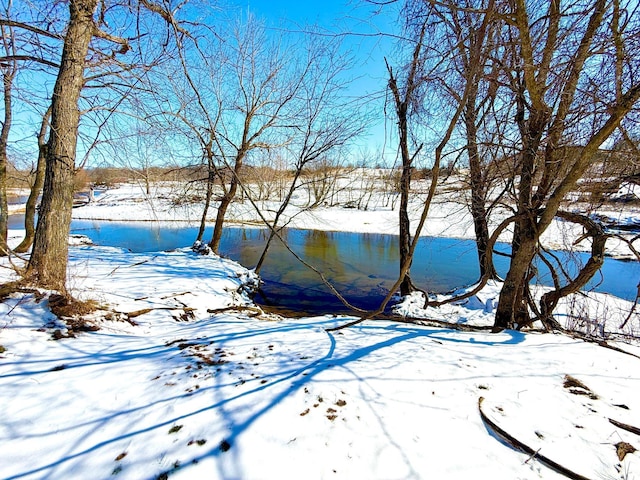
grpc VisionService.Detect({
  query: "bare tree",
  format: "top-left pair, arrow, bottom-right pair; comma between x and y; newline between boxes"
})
139,14 -> 224,243
0,2 -> 69,255
386,20 -> 427,296
26,0 -> 102,291
0,6 -> 16,255
22,0 -> 182,292
387,0 -> 497,297
254,36 -> 364,273
207,16 -> 304,253
492,0 -> 640,331
441,0 -> 500,279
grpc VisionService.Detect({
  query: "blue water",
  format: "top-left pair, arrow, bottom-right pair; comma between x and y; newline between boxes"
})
64,219 -> 640,314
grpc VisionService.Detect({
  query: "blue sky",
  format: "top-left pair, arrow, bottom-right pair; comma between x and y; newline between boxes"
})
6,1 -> 402,168
235,0 -> 391,30
226,0 -> 400,95
223,0 -> 402,163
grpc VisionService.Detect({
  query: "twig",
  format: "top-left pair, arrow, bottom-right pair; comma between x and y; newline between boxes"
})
108,257 -> 154,276
207,305 -> 265,317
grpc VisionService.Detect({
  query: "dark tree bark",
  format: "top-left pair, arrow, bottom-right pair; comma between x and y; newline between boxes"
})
14,107 -> 50,254
386,23 -> 426,297
439,0 -> 499,281
195,163 -> 214,243
464,80 -> 497,280
0,20 -> 16,256
27,0 -> 98,292
0,65 -> 13,255
210,149 -> 244,253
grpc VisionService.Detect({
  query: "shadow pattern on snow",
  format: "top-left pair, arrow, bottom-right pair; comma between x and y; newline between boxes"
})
2,316 -> 525,479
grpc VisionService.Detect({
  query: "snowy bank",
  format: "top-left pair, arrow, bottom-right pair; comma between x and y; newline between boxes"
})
1,178 -> 640,479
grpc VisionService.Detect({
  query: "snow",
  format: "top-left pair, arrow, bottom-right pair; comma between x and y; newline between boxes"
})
2,180 -> 640,479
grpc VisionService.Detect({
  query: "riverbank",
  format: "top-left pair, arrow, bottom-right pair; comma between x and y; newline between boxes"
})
2,244 -> 640,479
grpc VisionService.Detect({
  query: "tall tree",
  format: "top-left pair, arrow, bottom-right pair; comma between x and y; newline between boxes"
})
0,2 -> 65,255
386,20 -> 427,297
493,0 -> 640,330
26,0 -> 100,291
208,16 -> 303,253
24,0 -> 179,292
445,0 -> 499,279
0,6 -> 16,255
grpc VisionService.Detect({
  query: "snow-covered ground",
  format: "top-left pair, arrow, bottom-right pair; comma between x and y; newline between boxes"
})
2,179 -> 640,479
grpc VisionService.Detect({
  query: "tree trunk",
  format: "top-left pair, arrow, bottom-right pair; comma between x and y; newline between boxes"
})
0,66 -> 15,255
464,99 -> 496,280
493,230 -> 537,331
209,151 -> 244,253
387,63 -> 415,297
196,158 -> 214,243
15,107 -> 50,254
492,84 -> 640,331
398,156 -> 412,296
27,0 -> 97,292
493,106 -> 548,331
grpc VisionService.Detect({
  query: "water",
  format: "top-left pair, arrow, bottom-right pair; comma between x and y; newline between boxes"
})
64,219 -> 640,314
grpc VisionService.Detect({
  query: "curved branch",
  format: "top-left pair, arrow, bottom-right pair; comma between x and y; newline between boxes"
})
0,19 -> 63,40
0,55 -> 59,68
539,211 -> 609,323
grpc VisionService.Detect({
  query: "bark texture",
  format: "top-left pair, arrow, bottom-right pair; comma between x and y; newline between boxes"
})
0,58 -> 15,255
27,0 -> 98,292
15,107 -> 50,253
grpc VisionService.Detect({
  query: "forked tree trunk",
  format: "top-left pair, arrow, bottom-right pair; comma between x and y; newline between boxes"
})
209,151 -> 244,253
493,87 -> 640,331
493,106 -> 549,331
27,0 -> 98,292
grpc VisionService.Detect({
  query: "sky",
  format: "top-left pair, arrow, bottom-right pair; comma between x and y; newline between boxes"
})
5,0 -> 404,170
218,0 -> 403,164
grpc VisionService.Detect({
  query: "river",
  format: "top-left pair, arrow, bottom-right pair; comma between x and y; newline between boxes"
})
61,219 -> 640,315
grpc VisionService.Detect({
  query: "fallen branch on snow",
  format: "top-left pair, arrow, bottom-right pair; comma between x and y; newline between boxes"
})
478,397 -> 591,480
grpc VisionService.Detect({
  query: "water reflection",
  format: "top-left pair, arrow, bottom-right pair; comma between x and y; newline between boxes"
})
55,220 -> 640,314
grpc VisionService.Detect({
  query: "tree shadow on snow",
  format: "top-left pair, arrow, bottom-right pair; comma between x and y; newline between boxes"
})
1,315 -> 525,479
